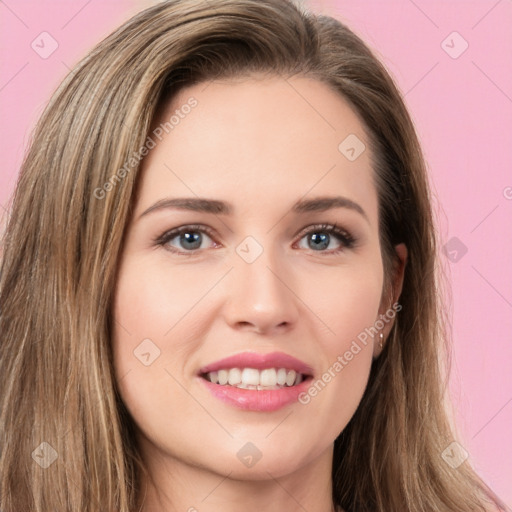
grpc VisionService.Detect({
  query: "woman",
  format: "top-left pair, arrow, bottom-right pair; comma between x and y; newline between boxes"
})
0,0 -> 506,511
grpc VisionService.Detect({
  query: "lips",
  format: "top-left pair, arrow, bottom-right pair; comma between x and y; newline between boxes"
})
197,351 -> 314,411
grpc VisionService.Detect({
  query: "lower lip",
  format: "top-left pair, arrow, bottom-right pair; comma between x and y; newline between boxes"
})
198,377 -> 312,412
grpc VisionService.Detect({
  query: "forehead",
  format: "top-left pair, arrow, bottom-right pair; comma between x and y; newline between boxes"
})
137,75 -> 377,222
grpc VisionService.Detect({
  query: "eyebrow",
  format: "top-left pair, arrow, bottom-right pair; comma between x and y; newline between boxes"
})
139,195 -> 369,223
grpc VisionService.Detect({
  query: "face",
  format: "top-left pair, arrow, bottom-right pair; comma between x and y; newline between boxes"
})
112,75 -> 404,482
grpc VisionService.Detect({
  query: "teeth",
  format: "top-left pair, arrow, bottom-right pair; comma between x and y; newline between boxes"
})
260,368 -> 277,386
241,368 -> 260,386
285,370 -> 297,386
218,369 -> 228,385
228,368 -> 242,386
204,367 -> 306,388
276,368 -> 287,385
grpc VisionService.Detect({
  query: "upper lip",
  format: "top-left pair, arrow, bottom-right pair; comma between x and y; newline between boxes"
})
198,351 -> 314,376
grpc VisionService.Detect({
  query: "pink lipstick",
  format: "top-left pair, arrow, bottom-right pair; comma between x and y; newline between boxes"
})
197,351 -> 314,412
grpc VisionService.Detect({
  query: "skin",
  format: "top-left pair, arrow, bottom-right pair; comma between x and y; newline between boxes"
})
112,74 -> 407,512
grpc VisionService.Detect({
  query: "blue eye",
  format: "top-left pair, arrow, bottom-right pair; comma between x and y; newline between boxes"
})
296,223 -> 355,253
156,225 -> 216,253
155,223 -> 356,255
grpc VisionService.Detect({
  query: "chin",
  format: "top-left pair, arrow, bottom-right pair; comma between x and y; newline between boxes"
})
193,437 -> 322,481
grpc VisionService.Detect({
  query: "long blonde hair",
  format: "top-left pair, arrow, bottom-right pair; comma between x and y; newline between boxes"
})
0,1 -> 506,511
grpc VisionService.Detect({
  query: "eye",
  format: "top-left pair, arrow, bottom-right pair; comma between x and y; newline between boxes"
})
295,223 -> 356,253
155,224 -> 218,254
155,223 -> 356,256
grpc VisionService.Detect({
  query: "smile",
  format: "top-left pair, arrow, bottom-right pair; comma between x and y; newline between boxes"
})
197,352 -> 314,411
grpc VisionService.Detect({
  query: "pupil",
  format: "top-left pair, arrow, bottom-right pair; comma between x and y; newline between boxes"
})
309,233 -> 329,250
181,232 -> 201,250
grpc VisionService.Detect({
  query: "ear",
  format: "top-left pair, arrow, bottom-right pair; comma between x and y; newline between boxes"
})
374,243 -> 407,356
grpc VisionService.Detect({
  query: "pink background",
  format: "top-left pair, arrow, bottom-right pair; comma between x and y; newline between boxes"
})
1,0 -> 510,505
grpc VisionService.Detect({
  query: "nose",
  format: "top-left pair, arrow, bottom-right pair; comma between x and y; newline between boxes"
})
222,247 -> 299,335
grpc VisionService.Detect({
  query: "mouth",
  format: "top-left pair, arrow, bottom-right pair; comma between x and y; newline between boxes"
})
197,352 -> 314,411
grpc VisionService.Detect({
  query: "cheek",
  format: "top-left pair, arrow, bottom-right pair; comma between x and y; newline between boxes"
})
113,257 -> 209,337
300,258 -> 384,350
111,257 -> 195,389
110,258 -> 212,449
297,259 -> 383,413
111,257 -> 227,362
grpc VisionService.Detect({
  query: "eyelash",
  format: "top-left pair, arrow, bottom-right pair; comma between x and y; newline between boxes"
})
154,223 -> 357,256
